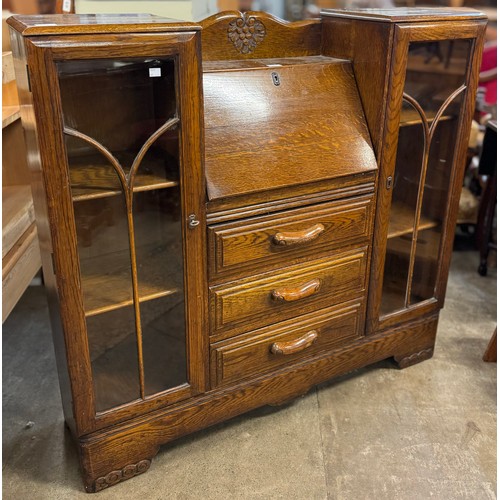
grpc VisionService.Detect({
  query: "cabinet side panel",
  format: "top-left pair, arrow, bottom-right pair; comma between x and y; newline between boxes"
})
20,36 -> 96,435
9,29 -> 78,434
321,17 -> 394,157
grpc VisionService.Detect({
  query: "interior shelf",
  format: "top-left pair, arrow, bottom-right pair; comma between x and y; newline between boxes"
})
70,153 -> 179,202
387,201 -> 438,239
81,239 -> 183,317
399,108 -> 455,127
385,227 -> 441,262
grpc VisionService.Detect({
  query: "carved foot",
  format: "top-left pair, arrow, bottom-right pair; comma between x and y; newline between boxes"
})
394,347 -> 434,369
86,458 -> 152,493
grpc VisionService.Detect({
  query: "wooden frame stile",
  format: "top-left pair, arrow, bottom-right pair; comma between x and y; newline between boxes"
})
23,31 -> 208,434
366,19 -> 487,334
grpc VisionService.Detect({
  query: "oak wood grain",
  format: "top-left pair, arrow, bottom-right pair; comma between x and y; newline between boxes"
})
321,7 -> 486,23
208,194 -> 374,280
7,13 -> 200,36
206,173 -> 376,223
200,11 -> 321,61
11,27 -> 208,434
210,247 -> 368,339
211,301 -> 362,386
203,59 -> 377,200
78,311 -> 439,492
7,10 -> 486,492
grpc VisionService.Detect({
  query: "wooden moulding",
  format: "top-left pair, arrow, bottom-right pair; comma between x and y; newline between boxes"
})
6,13 -> 201,36
321,7 -> 487,24
78,311 -> 439,492
208,193 -> 374,282
200,10 -> 322,61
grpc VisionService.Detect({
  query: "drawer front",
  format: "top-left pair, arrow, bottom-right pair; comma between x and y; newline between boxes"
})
211,301 -> 363,387
208,195 -> 373,280
209,247 -> 368,339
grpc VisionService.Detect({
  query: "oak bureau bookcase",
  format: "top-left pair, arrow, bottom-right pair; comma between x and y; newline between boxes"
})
8,8 -> 486,492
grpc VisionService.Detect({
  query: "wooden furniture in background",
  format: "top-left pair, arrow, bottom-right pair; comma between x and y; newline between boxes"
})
8,8 -> 486,492
483,328 -> 496,362
2,49 -> 41,321
476,120 -> 497,276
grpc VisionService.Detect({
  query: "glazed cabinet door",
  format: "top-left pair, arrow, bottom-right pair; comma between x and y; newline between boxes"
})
25,33 -> 207,432
368,22 -> 485,332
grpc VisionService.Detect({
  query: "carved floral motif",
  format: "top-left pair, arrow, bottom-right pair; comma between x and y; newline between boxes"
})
228,15 -> 266,54
94,459 -> 151,491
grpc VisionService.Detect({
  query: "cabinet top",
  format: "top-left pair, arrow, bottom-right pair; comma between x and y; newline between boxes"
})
7,13 -> 200,36
321,7 -> 487,23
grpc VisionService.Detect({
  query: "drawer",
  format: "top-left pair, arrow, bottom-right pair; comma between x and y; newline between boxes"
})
211,301 -> 363,387
208,195 -> 373,280
209,246 -> 368,339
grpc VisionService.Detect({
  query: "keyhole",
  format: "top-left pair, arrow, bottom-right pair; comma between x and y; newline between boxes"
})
271,72 -> 280,86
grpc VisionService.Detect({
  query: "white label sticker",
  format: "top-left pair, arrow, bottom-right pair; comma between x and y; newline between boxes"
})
149,67 -> 161,78
62,0 -> 71,12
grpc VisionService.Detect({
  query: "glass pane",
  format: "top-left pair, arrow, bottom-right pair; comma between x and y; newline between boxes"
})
381,39 -> 471,318
404,40 -> 471,117
133,157 -> 186,396
87,306 -> 140,412
410,94 -> 465,304
57,56 -> 184,412
66,135 -> 139,410
141,296 -> 187,396
57,58 -> 176,170
380,101 -> 425,315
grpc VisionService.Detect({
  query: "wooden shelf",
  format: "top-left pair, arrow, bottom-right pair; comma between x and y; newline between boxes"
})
387,201 -> 438,239
2,223 -> 41,322
81,239 -> 183,317
399,108 -> 455,127
386,225 -> 441,259
2,185 -> 36,257
70,154 -> 179,201
2,105 -> 21,128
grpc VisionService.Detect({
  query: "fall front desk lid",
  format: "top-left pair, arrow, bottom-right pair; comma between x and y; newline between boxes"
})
203,56 -> 378,201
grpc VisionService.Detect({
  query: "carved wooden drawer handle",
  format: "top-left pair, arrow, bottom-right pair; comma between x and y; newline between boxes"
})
272,223 -> 325,246
271,278 -> 320,302
270,330 -> 319,355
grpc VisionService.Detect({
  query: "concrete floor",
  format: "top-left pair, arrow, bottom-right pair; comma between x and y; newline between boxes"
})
3,249 -> 496,499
